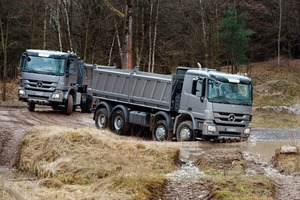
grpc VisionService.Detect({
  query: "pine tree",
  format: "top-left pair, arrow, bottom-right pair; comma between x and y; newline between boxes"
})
218,5 -> 252,73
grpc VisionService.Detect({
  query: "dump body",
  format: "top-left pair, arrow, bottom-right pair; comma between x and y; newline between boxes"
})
91,68 -> 173,111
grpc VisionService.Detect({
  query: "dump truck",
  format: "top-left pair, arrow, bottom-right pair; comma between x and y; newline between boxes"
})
18,49 -> 94,115
90,66 -> 253,141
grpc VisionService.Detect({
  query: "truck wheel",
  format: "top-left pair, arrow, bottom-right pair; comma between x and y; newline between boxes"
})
65,94 -> 73,115
111,110 -> 129,135
95,108 -> 109,129
152,120 -> 168,141
27,102 -> 35,112
176,121 -> 194,142
80,95 -> 92,113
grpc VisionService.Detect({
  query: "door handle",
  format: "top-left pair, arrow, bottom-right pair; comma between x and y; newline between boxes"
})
188,107 -> 192,111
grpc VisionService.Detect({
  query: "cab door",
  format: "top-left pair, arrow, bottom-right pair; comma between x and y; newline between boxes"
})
66,57 -> 78,87
187,76 -> 206,119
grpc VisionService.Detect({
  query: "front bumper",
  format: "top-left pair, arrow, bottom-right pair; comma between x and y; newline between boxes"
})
202,121 -> 251,139
18,88 -> 65,105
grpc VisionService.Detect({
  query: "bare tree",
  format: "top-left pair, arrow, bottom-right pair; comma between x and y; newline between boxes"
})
150,0 -> 159,73
123,0 -> 133,69
62,0 -> 73,51
199,0 -> 208,67
0,0 -> 10,101
278,0 -> 282,66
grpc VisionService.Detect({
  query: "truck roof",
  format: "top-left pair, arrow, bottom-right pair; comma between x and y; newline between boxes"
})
187,68 -> 251,84
26,49 -> 77,58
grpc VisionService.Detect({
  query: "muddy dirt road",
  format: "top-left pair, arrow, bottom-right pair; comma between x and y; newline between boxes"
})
0,106 -> 94,166
1,106 -> 300,199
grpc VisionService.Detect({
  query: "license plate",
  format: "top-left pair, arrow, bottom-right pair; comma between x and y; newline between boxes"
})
33,91 -> 44,96
225,128 -> 236,132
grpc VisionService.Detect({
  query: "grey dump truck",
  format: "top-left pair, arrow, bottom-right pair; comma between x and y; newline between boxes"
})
90,66 -> 253,141
18,49 -> 93,115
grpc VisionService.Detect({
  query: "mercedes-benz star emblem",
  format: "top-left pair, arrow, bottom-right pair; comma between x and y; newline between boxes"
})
36,81 -> 43,88
228,114 -> 235,122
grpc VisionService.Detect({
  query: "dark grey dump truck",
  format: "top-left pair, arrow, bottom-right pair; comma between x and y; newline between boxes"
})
18,49 -> 93,115
90,66 -> 253,141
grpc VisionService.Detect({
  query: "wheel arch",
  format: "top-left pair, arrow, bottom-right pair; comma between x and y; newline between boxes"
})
111,104 -> 129,122
151,111 -> 173,132
64,89 -> 77,101
173,112 -> 196,134
93,101 -> 113,120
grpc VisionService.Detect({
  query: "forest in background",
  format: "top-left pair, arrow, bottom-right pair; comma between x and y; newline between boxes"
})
0,0 -> 300,80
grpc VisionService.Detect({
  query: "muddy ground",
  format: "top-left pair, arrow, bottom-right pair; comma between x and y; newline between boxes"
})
1,106 -> 300,199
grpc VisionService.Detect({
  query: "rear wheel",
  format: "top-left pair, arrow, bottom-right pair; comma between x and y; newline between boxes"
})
95,108 -> 109,129
27,102 -> 35,112
65,94 -> 73,115
176,121 -> 194,141
152,120 -> 168,141
80,95 -> 92,113
111,110 -> 129,135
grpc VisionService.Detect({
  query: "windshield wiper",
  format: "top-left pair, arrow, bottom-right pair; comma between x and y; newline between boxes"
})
236,102 -> 252,106
211,99 -> 230,104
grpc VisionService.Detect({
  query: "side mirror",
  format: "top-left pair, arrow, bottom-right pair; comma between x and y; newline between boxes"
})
196,78 -> 206,102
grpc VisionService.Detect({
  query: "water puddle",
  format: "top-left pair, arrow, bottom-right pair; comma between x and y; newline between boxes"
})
166,147 -> 204,181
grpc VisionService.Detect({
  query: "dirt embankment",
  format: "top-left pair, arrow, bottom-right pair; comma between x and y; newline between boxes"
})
1,106 -> 300,200
0,106 -> 94,167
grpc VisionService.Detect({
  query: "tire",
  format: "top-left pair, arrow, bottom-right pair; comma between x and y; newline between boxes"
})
65,94 -> 73,115
95,108 -> 109,129
152,120 -> 168,141
111,110 -> 129,135
176,121 -> 194,142
27,102 -> 35,112
80,95 -> 92,113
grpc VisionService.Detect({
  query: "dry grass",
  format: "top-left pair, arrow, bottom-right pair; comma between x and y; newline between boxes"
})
0,79 -> 25,107
252,110 -> 300,128
196,149 -> 274,200
14,126 -> 178,199
209,175 -> 274,200
250,59 -> 300,107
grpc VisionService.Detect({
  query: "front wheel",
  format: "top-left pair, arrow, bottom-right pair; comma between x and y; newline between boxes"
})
152,120 -> 168,141
111,110 -> 129,135
176,121 -> 194,142
65,94 -> 73,115
95,108 -> 109,129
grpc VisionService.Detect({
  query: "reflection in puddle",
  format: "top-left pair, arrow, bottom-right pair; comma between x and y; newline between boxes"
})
176,139 -> 300,163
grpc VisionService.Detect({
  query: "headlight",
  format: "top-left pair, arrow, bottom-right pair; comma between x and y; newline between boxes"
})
52,93 -> 61,99
207,125 -> 217,132
19,89 -> 25,95
244,128 -> 251,134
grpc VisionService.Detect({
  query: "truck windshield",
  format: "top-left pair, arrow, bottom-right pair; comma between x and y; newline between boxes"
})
208,79 -> 252,105
22,55 -> 65,76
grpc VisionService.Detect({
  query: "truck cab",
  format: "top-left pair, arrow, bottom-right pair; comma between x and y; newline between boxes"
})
18,49 -> 93,114
175,68 -> 252,141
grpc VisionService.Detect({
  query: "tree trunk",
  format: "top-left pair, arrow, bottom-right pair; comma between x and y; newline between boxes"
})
0,14 -> 8,101
43,3 -> 48,50
199,0 -> 208,67
56,0 -> 63,51
278,0 -> 282,67
115,21 -> 123,67
148,0 -> 153,72
63,0 -> 73,51
123,0 -> 133,70
151,0 -> 160,73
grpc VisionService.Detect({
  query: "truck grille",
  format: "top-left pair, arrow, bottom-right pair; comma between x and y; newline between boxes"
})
214,112 -> 250,126
24,79 -> 57,91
